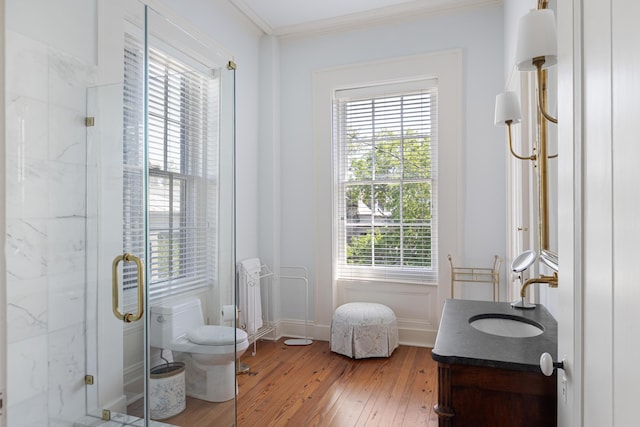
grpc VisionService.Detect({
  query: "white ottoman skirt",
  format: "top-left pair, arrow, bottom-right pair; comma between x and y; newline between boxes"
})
330,302 -> 399,359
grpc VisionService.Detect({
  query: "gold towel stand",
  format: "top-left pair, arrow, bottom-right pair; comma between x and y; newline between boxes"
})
448,254 -> 503,301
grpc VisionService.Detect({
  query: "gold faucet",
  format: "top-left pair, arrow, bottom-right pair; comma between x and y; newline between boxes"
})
520,273 -> 558,298
511,272 -> 558,309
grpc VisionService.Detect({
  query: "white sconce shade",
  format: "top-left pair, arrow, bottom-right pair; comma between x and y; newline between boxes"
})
515,9 -> 558,71
494,91 -> 522,126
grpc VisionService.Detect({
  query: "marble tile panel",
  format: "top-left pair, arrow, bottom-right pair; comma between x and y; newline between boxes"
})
6,30 -> 48,102
6,276 -> 48,343
85,217 -> 99,270
84,272 -> 99,411
46,217 -> 86,276
49,104 -> 88,165
48,47 -> 97,112
49,270 -> 85,332
7,335 -> 48,405
6,94 -> 49,161
6,392 -> 49,427
6,156 -> 50,221
48,323 -> 85,385
48,376 -> 87,427
48,324 -> 86,425
6,218 -> 48,280
48,160 -> 86,219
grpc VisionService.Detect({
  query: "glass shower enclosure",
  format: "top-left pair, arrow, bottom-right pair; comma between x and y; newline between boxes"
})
84,3 -> 237,426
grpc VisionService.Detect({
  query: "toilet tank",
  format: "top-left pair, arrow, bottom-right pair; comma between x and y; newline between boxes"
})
150,299 -> 206,348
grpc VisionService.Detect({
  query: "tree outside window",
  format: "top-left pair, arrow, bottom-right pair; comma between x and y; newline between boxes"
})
336,90 -> 436,278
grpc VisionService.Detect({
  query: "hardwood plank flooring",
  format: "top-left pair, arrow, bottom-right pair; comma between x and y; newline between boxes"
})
159,339 -> 438,427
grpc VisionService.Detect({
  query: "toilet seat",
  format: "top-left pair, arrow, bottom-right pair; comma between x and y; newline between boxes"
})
187,325 -> 248,346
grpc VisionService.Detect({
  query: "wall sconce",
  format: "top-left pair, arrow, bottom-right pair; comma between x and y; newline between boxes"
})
516,7 -> 558,124
497,1 -> 559,306
494,91 -> 534,161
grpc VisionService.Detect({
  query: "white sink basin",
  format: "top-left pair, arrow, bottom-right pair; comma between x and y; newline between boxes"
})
469,314 -> 544,338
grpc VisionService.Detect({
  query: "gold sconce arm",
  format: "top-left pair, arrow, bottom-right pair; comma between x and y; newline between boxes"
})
534,57 -> 558,124
538,0 -> 549,11
507,121 -> 536,161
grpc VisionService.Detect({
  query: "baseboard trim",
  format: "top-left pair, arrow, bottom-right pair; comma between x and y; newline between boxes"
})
273,319 -> 436,347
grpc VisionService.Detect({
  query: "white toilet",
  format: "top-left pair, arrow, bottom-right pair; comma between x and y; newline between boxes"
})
150,298 -> 249,402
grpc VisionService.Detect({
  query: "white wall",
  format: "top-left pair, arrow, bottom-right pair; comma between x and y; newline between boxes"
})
257,35 -> 282,322
276,5 -> 505,339
157,0 -> 263,263
151,2 -> 506,343
313,51 -> 463,346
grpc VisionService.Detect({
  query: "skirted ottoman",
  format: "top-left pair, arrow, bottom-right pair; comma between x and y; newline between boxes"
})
330,302 -> 399,359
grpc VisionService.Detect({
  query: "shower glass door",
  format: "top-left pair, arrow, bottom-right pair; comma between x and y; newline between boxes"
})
86,80 -> 146,425
84,3 -> 237,426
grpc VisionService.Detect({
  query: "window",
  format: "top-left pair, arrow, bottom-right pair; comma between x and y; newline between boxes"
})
123,33 -> 218,302
334,81 -> 437,283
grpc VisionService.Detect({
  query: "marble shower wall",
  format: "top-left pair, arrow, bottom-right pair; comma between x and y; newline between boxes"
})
6,29 -> 97,426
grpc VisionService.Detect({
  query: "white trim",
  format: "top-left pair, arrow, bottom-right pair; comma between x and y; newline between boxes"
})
139,0 -> 234,66
336,279 -> 439,342
101,395 -> 129,415
335,76 -> 439,98
231,0 -> 502,39
123,359 -> 144,389
227,0 -> 274,35
313,50 -> 462,332
557,0 -> 582,425
274,319 -> 435,348
98,0 -> 235,85
333,84 -> 439,284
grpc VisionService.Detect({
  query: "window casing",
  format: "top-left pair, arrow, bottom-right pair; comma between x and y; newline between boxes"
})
123,33 -> 218,302
334,81 -> 438,283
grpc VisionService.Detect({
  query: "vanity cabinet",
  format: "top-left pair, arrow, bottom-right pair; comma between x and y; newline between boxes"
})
435,361 -> 556,427
432,299 -> 558,427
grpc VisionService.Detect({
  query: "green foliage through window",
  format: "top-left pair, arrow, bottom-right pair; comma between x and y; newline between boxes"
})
337,91 -> 436,272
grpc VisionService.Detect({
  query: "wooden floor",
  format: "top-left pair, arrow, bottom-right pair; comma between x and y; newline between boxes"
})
162,338 -> 439,427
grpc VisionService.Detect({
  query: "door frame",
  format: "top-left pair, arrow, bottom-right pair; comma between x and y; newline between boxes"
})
557,0 -> 583,425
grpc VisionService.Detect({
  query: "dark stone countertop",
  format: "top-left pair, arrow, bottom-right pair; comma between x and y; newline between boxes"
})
431,299 -> 558,373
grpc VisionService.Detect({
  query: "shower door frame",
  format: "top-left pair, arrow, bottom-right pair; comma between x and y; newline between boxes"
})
86,2 -> 238,425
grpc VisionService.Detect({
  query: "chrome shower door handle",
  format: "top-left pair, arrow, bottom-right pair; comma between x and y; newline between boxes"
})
112,253 -> 144,323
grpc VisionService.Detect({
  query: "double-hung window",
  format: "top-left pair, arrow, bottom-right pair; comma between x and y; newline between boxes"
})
334,80 -> 438,283
123,33 -> 218,302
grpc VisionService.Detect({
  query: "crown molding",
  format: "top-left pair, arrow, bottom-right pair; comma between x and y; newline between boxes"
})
229,0 -> 274,35
230,0 -> 502,39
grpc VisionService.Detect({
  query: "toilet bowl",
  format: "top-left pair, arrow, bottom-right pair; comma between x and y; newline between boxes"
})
150,299 -> 249,402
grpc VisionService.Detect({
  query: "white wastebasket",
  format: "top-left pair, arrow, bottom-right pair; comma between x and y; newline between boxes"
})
150,362 -> 186,420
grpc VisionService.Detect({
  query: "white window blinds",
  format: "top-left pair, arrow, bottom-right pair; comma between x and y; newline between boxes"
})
333,80 -> 438,284
123,33 -> 219,302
